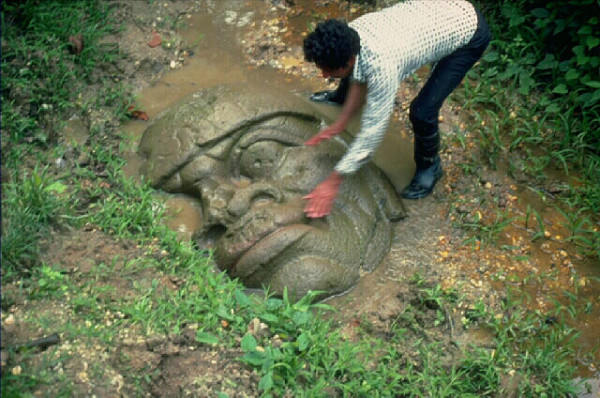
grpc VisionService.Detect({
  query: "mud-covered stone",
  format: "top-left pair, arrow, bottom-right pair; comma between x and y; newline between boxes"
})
138,84 -> 405,299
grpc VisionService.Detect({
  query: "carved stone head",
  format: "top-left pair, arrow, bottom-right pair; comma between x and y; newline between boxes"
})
138,84 -> 405,300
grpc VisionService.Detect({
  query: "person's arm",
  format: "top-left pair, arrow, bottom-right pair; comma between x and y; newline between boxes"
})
334,64 -> 398,176
304,62 -> 397,218
304,82 -> 367,218
303,81 -> 367,218
334,81 -> 367,132
305,81 -> 367,146
303,171 -> 343,218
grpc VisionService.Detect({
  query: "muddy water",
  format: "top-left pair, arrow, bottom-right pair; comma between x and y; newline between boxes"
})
122,0 -> 599,381
123,0 -> 414,232
501,187 -> 600,378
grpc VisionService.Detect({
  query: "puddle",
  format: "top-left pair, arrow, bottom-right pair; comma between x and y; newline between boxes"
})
62,117 -> 89,147
121,0 -> 599,381
505,185 -> 600,378
162,195 -> 204,242
285,0 -> 354,46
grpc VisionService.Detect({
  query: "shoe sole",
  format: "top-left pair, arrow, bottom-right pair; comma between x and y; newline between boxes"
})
309,98 -> 343,106
401,169 -> 443,200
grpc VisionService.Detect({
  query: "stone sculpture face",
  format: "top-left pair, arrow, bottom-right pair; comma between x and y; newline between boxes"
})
138,84 -> 405,300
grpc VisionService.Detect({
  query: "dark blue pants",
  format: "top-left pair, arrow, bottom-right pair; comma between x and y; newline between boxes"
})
409,8 -> 491,168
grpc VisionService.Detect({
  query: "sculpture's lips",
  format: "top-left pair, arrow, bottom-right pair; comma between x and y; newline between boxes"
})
231,224 -> 313,279
214,199 -> 307,272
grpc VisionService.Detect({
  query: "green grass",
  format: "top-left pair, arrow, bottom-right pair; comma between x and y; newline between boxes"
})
1,168 -> 69,277
1,136 -> 583,396
83,145 -> 170,240
1,1 -> 592,397
1,0 -> 129,146
1,349 -> 75,398
459,0 -> 600,259
1,140 -> 583,396
456,209 -> 517,249
1,0 -> 136,277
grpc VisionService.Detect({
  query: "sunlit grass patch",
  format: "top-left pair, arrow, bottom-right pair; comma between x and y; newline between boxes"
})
1,168 -> 70,277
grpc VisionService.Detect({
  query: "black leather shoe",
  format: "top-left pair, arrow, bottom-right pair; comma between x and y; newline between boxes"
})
401,158 -> 443,199
309,90 -> 344,106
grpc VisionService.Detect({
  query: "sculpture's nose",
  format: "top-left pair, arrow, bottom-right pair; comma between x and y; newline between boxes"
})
227,182 -> 282,217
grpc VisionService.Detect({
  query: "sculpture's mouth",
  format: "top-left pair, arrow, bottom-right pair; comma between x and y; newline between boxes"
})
227,224 -> 314,281
213,198 -> 308,275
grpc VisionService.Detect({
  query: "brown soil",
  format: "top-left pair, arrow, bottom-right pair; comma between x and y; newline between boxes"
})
1,0 -> 598,396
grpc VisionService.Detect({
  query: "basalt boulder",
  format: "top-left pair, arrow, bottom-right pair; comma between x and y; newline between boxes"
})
138,84 -> 406,300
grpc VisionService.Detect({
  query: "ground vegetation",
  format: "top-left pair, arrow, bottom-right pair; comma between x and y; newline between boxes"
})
1,0 -> 598,396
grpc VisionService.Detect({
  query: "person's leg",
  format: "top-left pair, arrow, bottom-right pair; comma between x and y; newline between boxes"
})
402,9 -> 491,199
309,77 -> 350,105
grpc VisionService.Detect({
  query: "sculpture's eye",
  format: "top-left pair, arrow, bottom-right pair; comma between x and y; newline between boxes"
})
238,141 -> 286,180
230,116 -> 311,180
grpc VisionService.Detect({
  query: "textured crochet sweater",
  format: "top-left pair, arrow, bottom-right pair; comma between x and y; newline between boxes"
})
334,0 -> 478,175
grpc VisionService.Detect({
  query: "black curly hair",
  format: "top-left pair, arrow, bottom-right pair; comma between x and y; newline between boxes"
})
303,19 -> 360,70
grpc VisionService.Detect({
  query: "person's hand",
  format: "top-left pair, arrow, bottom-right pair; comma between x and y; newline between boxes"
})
305,123 -> 343,146
303,172 -> 343,218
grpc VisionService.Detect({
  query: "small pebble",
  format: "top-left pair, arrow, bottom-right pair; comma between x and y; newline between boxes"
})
4,314 -> 15,326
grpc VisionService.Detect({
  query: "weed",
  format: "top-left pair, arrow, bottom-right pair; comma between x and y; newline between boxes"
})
524,204 -> 546,241
456,348 -> 500,395
32,264 -> 70,299
463,0 -> 600,259
1,348 -> 75,398
419,283 -> 445,309
1,0 -> 125,146
1,168 -> 70,276
409,272 -> 426,287
463,299 -> 491,326
84,145 -> 168,239
450,126 -> 468,149
456,209 -> 516,248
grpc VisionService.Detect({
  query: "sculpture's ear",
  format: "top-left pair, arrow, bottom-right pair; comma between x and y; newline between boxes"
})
382,193 -> 407,221
366,168 -> 406,221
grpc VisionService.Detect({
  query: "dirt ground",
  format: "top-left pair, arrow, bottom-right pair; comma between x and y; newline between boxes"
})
2,0 -> 598,396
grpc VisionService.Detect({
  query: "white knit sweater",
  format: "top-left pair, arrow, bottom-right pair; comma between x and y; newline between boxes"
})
334,0 -> 478,175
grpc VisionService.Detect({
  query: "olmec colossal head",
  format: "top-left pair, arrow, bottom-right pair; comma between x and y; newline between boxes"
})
138,84 -> 405,300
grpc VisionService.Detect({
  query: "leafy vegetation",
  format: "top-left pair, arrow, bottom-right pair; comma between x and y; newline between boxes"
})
1,0 -> 129,147
2,136 -> 585,396
1,0 -> 133,278
1,168 -> 69,276
461,0 -> 600,257
1,0 -> 596,396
